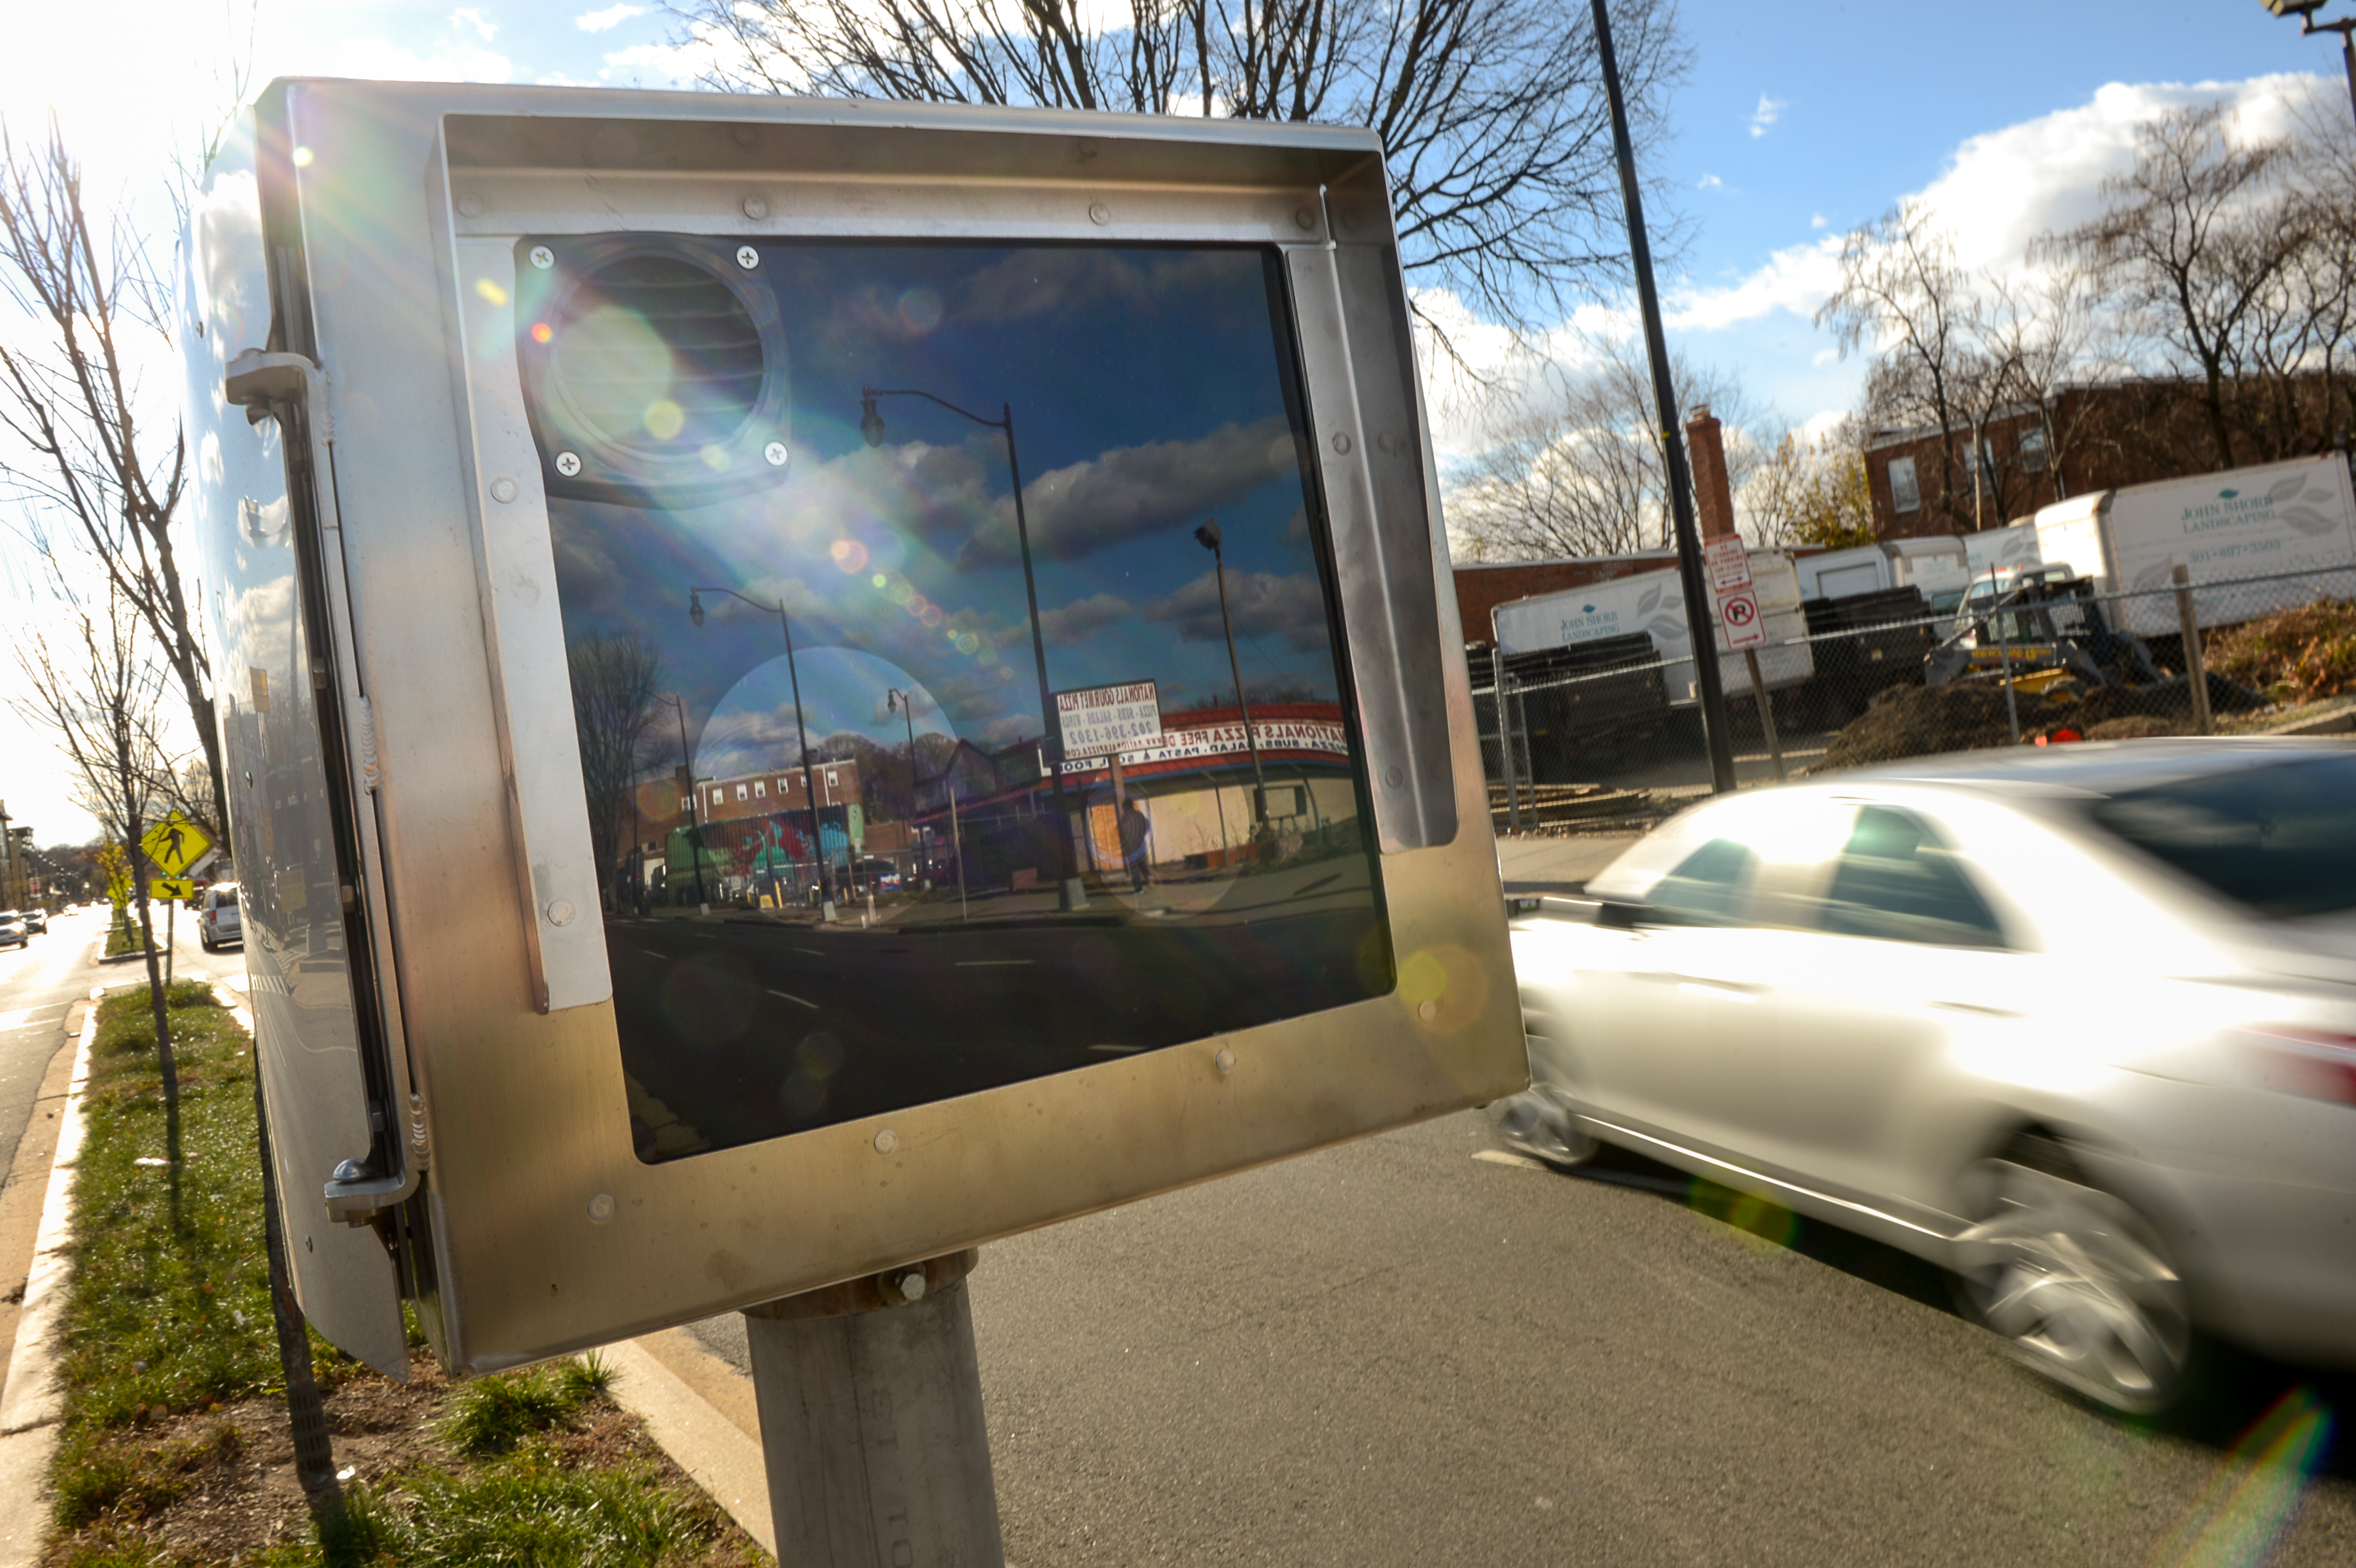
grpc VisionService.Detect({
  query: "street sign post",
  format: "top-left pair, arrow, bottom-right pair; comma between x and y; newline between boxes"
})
191,80 -> 1516,1564
1700,537 -> 1783,778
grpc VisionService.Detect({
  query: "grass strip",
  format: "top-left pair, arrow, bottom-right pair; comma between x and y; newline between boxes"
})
48,981 -> 765,1566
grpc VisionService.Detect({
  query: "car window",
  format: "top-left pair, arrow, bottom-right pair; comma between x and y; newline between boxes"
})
1643,838 -> 1758,927
1808,806 -> 2007,948
2086,755 -> 2356,919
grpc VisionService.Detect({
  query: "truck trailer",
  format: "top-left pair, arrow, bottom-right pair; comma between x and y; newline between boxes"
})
2031,453 -> 2356,635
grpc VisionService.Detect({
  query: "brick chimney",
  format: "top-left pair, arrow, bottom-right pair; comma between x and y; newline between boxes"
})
1684,404 -> 1736,541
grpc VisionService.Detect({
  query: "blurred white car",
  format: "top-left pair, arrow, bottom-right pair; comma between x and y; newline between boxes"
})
1496,739 -> 2356,1414
198,883 -> 243,951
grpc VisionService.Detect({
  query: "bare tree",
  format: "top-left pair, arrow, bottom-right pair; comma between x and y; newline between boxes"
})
673,0 -> 1689,347
1449,339 -> 1768,560
0,118 -> 223,837
11,586 -> 185,1210
1741,419 -> 1876,549
568,632 -> 668,913
2046,103 -> 2310,471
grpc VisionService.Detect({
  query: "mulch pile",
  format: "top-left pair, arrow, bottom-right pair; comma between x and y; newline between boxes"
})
1816,674 -> 2264,772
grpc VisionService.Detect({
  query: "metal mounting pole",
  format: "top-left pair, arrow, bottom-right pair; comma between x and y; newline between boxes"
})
742,1250 -> 1003,1568
2172,564 -> 2215,736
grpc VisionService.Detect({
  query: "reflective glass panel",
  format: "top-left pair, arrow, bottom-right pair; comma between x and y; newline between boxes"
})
516,238 -> 1393,1162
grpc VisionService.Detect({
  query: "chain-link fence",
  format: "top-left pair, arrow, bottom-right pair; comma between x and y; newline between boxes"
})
1474,561 -> 2356,835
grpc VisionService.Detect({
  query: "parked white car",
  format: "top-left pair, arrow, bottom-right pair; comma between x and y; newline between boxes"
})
1495,740 -> 2356,1414
198,883 -> 243,951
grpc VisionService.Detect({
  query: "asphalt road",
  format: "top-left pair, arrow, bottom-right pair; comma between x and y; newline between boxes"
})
0,900 -> 244,1210
609,861 -> 1386,1161
685,1108 -> 2353,1567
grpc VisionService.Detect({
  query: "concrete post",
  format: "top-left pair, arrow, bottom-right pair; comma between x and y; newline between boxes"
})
742,1249 -> 1003,1568
2172,564 -> 2213,737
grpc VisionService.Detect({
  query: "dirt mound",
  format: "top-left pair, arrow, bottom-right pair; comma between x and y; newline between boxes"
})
1816,673 -> 2260,771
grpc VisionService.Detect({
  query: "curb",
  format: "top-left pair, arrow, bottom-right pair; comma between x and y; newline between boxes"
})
603,1333 -> 775,1557
0,987 -> 101,1567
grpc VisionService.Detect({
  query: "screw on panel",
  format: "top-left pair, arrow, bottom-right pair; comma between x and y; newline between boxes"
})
1331,432 -> 1353,455
488,476 -> 518,503
555,451 -> 582,477
1088,202 -> 1111,225
1294,206 -> 1317,230
874,1128 -> 899,1154
736,245 -> 760,270
587,1194 -> 616,1223
763,441 -> 789,468
1215,1046 -> 1236,1073
456,194 -> 484,218
743,196 -> 770,219
529,245 -> 555,270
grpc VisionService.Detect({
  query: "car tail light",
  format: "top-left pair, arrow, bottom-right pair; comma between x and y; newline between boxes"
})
2237,1027 -> 2356,1105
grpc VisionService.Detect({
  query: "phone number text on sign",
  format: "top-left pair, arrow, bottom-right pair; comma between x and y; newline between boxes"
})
1055,681 -> 1165,759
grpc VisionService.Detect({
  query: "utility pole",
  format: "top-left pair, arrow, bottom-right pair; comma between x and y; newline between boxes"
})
1590,0 -> 1736,794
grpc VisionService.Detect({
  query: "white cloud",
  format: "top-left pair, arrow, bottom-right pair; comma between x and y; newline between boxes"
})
1698,173 -> 1724,190
319,37 -> 513,84
577,3 -> 646,31
1810,212 -> 1828,229
1749,95 -> 1787,139
450,7 -> 498,41
1810,347 -> 1840,368
1144,569 -> 1330,652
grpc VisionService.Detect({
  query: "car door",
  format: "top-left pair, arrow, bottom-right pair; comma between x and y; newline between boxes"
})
1758,802 -> 2027,1215
1577,832 -> 1787,1162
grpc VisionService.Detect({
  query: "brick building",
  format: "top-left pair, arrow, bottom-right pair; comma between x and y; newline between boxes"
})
1864,378 -> 2353,541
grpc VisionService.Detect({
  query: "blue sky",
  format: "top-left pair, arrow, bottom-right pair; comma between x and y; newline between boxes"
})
3,0 -> 2348,838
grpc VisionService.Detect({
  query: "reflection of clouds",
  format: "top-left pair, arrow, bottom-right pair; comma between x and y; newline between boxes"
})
954,249 -> 1244,325
961,416 -> 1298,568
978,713 -> 1040,747
1145,568 -> 1329,652
925,664 -> 1018,726
221,577 -> 296,679
1027,592 -> 1132,649
697,646 -> 957,779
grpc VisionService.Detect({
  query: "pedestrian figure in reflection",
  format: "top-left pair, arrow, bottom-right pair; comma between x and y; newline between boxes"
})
1118,798 -> 1152,893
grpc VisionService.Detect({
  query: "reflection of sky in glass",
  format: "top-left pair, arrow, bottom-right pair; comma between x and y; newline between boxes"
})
699,647 -> 946,781
543,243 -> 1336,764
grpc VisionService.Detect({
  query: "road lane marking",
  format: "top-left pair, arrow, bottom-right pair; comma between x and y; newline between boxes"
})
955,959 -> 1033,967
0,1009 -> 26,1031
641,950 -> 667,959
767,989 -> 818,1010
1088,1044 -> 1147,1054
793,948 -> 823,957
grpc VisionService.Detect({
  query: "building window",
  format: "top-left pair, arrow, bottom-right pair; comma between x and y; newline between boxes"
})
679,796 -> 690,812
735,783 -> 749,802
754,779 -> 766,798
1888,455 -> 1920,513
2020,426 -> 2048,474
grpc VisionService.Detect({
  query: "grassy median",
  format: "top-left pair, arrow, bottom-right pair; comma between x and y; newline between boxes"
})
48,981 -> 766,1567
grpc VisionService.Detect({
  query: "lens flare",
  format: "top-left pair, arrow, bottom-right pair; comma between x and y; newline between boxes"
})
643,399 -> 685,440
530,322 -> 553,344
872,573 -> 888,589
474,278 -> 509,306
700,445 -> 730,471
830,539 -> 869,572
2145,1386 -> 2336,1568
291,146 -> 314,167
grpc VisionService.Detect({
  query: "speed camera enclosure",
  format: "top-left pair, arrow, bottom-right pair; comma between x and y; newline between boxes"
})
185,78 -> 1518,1376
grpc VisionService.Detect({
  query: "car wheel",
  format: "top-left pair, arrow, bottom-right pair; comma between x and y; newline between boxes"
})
1486,1084 -> 1598,1171
1952,1142 -> 2192,1416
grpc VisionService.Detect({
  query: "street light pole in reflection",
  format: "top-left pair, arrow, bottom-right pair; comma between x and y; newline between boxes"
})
690,585 -> 836,923
654,692 -> 709,912
861,386 -> 1086,910
1193,519 -> 1270,837
886,687 -> 922,880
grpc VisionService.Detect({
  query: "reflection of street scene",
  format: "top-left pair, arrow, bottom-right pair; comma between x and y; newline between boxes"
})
538,240 -> 1389,1163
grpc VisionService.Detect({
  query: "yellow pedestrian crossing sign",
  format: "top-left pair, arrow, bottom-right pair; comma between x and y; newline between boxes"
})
141,813 -> 213,877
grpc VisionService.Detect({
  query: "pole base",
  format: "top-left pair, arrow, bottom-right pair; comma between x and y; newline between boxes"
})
1058,877 -> 1088,911
743,1251 -> 1003,1568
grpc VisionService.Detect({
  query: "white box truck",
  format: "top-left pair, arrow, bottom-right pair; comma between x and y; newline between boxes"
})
2031,454 -> 2356,635
1491,550 -> 1813,702
1795,537 -> 1969,609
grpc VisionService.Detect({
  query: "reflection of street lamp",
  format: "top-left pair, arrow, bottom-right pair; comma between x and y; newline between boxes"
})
653,692 -> 709,912
690,584 -> 834,920
886,687 -> 922,878
860,385 -> 1086,909
2259,2 -> 2356,123
1193,518 -> 1270,835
